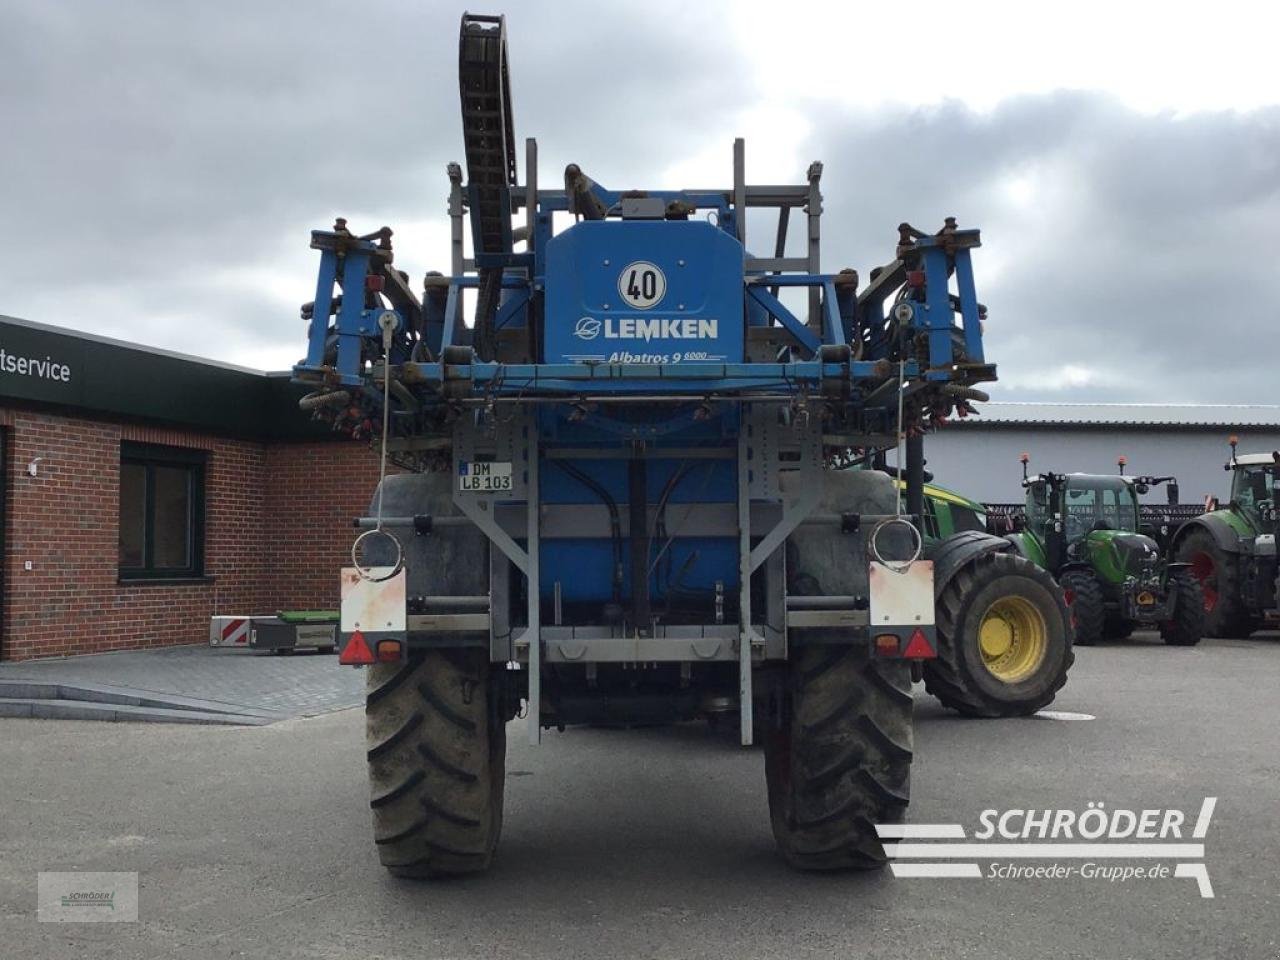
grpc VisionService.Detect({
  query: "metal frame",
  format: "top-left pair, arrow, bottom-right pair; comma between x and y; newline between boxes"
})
300,136 -> 994,748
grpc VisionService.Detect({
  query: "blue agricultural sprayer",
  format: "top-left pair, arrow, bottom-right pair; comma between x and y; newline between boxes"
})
293,13 -> 1071,876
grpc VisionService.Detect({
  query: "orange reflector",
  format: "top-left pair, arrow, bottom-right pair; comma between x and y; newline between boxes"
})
875,634 -> 900,656
338,630 -> 375,666
376,639 -> 402,663
903,628 -> 936,659
1137,591 -> 1155,606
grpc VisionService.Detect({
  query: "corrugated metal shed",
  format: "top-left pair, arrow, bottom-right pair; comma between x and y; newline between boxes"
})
956,402 -> 1280,427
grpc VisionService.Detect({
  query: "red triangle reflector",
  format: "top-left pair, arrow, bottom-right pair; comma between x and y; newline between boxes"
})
339,630 -> 375,666
903,628 -> 936,659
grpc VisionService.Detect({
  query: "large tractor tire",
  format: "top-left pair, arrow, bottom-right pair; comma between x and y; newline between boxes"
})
1160,570 -> 1206,646
1176,529 -> 1255,638
1059,569 -> 1106,646
767,467 -> 911,870
361,473 -> 504,877
763,647 -> 912,870
924,553 -> 1074,718
366,650 -> 507,877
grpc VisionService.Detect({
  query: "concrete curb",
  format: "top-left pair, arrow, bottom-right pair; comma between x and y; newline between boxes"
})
0,698 -> 274,725
0,679 -> 288,725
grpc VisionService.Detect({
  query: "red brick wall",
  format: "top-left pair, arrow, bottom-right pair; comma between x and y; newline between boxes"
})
261,441 -> 387,612
0,406 -> 385,661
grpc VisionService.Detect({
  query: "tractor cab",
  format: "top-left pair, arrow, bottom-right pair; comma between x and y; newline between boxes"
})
1010,456 -> 1201,645
1227,454 -> 1280,535
1025,473 -> 1155,581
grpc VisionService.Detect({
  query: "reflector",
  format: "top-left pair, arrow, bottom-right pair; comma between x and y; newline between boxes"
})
338,630 -> 375,666
903,628 -> 936,659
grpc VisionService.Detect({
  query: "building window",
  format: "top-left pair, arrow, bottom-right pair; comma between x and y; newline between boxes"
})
118,443 -> 206,579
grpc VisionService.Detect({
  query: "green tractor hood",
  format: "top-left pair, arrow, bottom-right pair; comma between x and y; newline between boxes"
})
1082,529 -> 1162,585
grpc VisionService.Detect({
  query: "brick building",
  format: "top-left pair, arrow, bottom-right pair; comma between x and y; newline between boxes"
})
0,314 -> 383,661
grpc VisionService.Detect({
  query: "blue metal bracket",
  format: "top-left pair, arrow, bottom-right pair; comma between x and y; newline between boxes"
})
745,286 -> 821,356
919,245 -> 957,382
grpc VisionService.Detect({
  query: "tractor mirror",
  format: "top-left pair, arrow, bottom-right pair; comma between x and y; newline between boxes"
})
1167,482 -> 1179,505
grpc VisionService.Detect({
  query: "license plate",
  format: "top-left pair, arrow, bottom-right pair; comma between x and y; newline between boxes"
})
1137,591 -> 1155,606
458,460 -> 513,492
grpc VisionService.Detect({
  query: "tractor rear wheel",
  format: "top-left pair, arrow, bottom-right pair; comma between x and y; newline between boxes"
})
1059,570 -> 1106,646
924,553 -> 1074,717
1176,530 -> 1254,638
763,646 -> 912,870
365,649 -> 507,877
1161,570 -> 1206,646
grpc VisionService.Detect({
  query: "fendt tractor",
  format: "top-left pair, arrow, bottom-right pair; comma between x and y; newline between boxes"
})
291,13 -> 1071,877
1008,456 -> 1204,646
1172,438 -> 1280,636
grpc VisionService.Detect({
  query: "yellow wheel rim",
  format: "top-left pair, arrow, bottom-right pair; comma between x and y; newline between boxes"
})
978,596 -> 1048,683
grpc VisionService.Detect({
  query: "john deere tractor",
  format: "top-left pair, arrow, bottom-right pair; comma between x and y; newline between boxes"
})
894,475 -> 1075,718
1170,439 -> 1280,637
1006,457 -> 1203,646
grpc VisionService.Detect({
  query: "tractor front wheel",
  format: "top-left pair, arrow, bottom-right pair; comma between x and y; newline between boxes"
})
1059,570 -> 1106,646
1161,570 -> 1206,646
924,553 -> 1074,717
763,646 -> 912,870
1176,530 -> 1254,638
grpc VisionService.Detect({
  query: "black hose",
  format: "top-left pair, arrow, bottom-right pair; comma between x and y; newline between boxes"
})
652,462 -> 695,586
550,460 -> 623,601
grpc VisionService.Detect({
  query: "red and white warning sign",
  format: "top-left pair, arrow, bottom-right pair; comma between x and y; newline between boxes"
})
209,616 -> 251,647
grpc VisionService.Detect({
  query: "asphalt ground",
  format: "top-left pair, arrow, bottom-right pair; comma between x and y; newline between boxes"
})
2,633 -> 1278,960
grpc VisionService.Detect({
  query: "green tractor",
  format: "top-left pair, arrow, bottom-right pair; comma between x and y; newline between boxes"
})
1170,438 -> 1279,637
906,478 -> 1076,718
1006,456 -> 1203,646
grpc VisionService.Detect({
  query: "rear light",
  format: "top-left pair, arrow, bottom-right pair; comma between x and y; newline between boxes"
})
376,639 -> 403,663
338,630 -> 375,666
365,274 -> 385,292
875,634 -> 900,657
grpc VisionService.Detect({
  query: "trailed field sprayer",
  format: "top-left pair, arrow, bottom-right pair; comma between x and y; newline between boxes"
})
292,13 -> 1070,876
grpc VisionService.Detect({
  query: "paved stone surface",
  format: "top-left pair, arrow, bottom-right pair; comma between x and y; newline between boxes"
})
1,632 -> 1278,959
0,644 -> 362,719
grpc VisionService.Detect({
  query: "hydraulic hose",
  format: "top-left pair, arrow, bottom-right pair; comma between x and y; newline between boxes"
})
550,460 -> 624,601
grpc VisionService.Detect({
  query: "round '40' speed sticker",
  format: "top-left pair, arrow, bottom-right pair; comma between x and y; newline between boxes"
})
618,261 -> 666,310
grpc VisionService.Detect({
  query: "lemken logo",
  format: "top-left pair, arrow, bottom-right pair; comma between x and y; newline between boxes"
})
572,316 -> 718,342
573,316 -> 602,340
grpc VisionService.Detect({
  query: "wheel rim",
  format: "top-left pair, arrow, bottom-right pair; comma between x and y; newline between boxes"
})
978,596 -> 1048,683
1189,551 -> 1217,613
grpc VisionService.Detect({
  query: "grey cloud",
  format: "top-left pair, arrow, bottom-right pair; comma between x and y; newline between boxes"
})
799,94 -> 1280,402
1,0 -> 752,363
3,4 -> 1279,403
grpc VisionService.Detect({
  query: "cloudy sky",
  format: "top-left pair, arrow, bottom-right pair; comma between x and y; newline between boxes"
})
3,0 -> 1278,402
